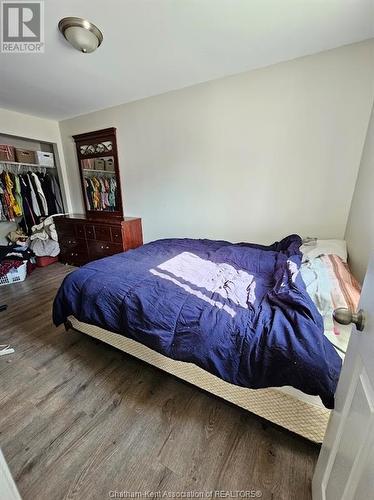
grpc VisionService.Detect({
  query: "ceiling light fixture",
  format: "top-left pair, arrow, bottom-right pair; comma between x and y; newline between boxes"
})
58,17 -> 103,53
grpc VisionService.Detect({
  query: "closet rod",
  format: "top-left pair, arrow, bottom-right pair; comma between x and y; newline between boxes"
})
0,160 -> 55,169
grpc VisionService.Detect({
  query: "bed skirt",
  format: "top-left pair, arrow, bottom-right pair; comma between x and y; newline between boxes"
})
67,316 -> 330,443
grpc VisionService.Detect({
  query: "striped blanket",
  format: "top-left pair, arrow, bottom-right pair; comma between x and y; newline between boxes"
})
301,254 -> 361,353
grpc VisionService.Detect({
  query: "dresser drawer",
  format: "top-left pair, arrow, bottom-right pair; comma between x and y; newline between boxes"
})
85,225 -> 95,240
110,226 -> 123,243
88,241 -> 122,261
60,237 -> 87,253
55,221 -> 75,237
59,238 -> 88,266
59,250 -> 88,266
75,223 -> 85,238
59,235 -> 79,247
94,225 -> 111,242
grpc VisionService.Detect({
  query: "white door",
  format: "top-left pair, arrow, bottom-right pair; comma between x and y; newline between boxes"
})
0,449 -> 22,500
312,257 -> 374,500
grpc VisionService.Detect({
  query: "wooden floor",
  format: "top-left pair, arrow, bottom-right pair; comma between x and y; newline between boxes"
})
0,263 -> 319,500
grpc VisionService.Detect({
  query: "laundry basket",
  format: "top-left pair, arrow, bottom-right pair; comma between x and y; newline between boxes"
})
0,262 -> 27,287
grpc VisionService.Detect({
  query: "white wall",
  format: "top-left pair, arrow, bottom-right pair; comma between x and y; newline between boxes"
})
345,103 -> 374,282
59,40 -> 374,244
0,108 -> 71,243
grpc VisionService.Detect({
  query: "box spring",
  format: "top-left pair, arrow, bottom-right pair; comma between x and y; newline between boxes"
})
67,315 -> 330,443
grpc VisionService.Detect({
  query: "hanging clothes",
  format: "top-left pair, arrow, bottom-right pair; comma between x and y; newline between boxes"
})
0,172 -> 15,221
0,168 -> 63,235
0,176 -> 8,221
84,179 -> 92,210
31,172 -> 48,216
91,177 -> 101,210
27,173 -> 41,217
14,175 -> 23,216
51,175 -> 64,213
109,177 -> 117,211
4,172 -> 22,217
39,173 -> 58,215
19,174 -> 37,234
84,174 -> 117,212
0,185 -> 6,221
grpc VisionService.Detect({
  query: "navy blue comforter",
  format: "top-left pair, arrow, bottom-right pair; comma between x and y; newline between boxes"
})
53,234 -> 341,408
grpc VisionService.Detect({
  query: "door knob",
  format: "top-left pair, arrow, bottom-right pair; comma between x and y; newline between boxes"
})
333,307 -> 365,332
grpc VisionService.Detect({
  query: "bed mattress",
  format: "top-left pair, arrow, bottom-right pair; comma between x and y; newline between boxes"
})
55,237 -> 360,443
54,236 -> 342,408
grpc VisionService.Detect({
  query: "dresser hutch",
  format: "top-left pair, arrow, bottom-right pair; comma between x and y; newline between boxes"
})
55,127 -> 142,266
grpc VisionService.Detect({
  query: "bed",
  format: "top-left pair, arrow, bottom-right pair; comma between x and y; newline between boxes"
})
53,235 -> 360,443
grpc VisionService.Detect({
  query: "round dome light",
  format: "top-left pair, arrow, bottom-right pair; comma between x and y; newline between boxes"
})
58,17 -> 103,53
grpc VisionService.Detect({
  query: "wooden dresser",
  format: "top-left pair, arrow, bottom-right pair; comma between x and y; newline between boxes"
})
55,214 -> 143,267
56,128 -> 143,266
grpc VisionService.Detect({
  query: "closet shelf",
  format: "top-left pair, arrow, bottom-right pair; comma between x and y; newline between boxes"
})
0,160 -> 55,169
82,168 -> 115,174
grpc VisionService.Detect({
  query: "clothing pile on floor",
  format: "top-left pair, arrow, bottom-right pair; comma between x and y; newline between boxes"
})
29,215 -> 61,257
0,243 -> 34,278
0,215 -> 63,278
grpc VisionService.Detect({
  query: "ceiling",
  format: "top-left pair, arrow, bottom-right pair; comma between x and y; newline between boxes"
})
1,0 -> 373,121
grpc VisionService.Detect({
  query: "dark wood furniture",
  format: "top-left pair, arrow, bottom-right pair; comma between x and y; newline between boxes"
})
55,128 -> 143,266
73,127 -> 123,219
55,214 -> 143,266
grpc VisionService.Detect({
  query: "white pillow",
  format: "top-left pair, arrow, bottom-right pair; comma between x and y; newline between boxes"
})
300,239 -> 347,263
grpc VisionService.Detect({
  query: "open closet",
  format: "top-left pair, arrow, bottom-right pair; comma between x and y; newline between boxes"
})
0,133 -> 65,244
0,133 -> 66,286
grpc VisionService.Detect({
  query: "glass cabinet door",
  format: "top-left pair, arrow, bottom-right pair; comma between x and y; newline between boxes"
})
73,128 -> 123,218
81,156 -> 119,212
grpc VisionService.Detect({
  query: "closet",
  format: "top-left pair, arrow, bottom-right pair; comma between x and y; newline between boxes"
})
0,133 -> 65,244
